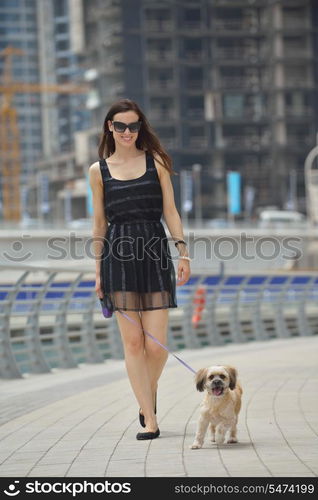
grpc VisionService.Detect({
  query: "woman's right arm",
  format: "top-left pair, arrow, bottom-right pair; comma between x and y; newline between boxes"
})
88,162 -> 107,298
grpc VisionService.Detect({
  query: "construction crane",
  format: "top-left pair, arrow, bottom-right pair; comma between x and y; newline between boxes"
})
0,46 -> 89,222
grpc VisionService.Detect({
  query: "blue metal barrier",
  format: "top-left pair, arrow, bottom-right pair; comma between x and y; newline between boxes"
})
0,264 -> 317,378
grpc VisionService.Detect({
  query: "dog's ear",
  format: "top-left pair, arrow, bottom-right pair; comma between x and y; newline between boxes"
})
194,368 -> 207,392
225,365 -> 237,390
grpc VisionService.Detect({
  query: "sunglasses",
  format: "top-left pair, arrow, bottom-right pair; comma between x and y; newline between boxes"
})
112,121 -> 142,133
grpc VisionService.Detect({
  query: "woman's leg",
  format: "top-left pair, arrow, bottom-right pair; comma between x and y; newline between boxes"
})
140,308 -> 169,410
115,310 -> 158,433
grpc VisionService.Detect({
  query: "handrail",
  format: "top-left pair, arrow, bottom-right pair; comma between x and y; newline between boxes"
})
0,265 -> 317,379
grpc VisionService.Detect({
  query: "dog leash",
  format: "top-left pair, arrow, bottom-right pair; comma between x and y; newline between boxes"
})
118,309 -> 197,375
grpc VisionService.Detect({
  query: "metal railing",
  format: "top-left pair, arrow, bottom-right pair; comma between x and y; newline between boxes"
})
0,264 -> 317,379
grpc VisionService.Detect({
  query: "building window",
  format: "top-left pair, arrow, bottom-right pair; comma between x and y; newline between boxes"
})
188,125 -> 206,147
186,67 -> 203,89
54,0 -> 68,17
56,39 -> 69,51
223,94 -> 244,118
144,8 -> 172,31
187,96 -> 204,117
146,38 -> 172,60
1,0 -> 21,6
183,8 -> 201,27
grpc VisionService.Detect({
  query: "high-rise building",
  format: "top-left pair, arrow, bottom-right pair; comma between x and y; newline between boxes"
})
39,0 -> 88,156
0,0 -> 88,222
83,0 -> 318,220
33,0 -> 89,222
0,0 -> 42,192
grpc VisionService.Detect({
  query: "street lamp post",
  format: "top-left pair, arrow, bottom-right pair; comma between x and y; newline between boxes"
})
304,145 -> 318,227
192,163 -> 202,228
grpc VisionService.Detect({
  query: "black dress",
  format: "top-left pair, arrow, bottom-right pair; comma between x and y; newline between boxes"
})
99,150 -> 178,312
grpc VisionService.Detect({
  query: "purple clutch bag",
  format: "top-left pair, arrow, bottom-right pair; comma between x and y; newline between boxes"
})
100,298 -> 114,318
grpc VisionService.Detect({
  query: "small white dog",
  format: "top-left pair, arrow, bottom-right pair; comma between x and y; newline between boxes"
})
191,365 -> 242,449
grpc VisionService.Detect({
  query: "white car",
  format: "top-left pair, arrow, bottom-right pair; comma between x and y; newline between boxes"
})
67,218 -> 92,229
258,210 -> 306,228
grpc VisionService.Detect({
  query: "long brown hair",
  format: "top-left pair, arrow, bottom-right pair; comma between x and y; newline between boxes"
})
98,98 -> 176,176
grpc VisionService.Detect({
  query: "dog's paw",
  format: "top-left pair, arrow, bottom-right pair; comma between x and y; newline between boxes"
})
226,438 -> 238,444
190,442 -> 202,449
215,436 -> 225,445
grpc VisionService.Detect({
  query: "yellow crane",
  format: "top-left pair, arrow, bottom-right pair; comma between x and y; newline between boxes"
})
0,46 -> 88,222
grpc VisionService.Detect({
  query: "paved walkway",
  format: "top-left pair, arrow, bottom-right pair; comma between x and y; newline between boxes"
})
0,336 -> 317,478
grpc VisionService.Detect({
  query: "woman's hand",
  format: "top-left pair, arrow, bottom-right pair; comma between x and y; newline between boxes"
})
177,259 -> 191,286
95,275 -> 104,299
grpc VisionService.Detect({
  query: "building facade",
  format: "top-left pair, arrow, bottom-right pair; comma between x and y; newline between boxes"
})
83,0 -> 318,220
0,0 -> 88,223
0,0 -> 42,216
2,0 -> 316,223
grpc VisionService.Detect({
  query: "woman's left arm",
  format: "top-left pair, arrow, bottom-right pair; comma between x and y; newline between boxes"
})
155,159 -> 191,286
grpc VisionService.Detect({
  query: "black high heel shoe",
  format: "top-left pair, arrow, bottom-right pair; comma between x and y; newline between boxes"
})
136,428 -> 160,440
139,391 -> 157,428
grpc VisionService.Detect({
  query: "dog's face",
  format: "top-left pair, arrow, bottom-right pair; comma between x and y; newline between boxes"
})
195,365 -> 237,397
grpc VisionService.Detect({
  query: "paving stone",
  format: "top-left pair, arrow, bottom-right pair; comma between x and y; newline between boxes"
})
0,336 -> 317,477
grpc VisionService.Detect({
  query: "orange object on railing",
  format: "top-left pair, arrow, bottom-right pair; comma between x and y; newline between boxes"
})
192,286 -> 207,328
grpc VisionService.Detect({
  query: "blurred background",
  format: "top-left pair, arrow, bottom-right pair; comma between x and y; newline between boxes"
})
1,0 -> 318,379
1,0 -> 318,272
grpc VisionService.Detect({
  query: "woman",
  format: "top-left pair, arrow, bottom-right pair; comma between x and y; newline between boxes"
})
89,98 -> 191,440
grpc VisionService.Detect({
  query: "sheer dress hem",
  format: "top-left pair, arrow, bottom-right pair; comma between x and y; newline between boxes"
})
101,289 -> 177,312
113,305 -> 178,312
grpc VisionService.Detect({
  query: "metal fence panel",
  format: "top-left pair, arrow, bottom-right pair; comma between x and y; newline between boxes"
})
0,264 -> 317,379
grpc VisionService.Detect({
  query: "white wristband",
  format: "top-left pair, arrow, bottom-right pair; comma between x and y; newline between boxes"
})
178,256 -> 191,261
